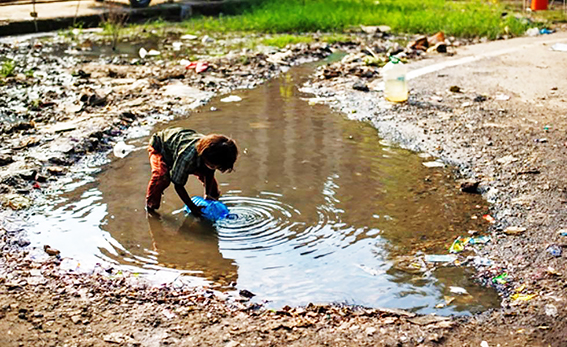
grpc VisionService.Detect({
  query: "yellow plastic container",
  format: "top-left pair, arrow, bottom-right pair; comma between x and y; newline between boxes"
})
383,58 -> 408,102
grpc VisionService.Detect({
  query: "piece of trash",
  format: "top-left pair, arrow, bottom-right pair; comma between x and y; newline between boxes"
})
185,61 -> 209,73
422,161 -> 444,168
551,43 -> 567,52
474,257 -> 494,267
544,304 -> 558,317
469,236 -> 491,244
483,214 -> 496,223
147,49 -> 160,56
449,85 -> 462,93
220,95 -> 242,103
180,34 -> 198,40
179,59 -> 191,66
526,27 -> 540,37
547,245 -> 562,257
540,28 -> 554,35
511,293 -> 536,301
185,196 -> 230,221
138,47 -> 148,59
481,341 -> 489,347
43,245 -> 60,257
558,229 -> 567,237
495,94 -> 510,101
492,273 -> 508,284
449,237 -> 470,253
172,42 -> 182,51
424,254 -> 457,263
503,226 -> 526,235
201,35 -> 215,44
113,141 -> 135,158
449,286 -> 468,295
239,289 -> 255,298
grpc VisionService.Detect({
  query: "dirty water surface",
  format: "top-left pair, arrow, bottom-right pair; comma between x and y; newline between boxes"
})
27,63 -> 500,315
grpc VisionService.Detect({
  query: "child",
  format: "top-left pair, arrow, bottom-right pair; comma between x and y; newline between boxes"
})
146,127 -> 238,218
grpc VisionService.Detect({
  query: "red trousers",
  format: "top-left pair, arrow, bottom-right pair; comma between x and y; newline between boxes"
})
146,146 -> 170,210
146,147 -> 219,209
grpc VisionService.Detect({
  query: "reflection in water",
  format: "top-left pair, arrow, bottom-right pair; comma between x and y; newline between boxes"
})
28,63 -> 501,315
147,215 -> 238,285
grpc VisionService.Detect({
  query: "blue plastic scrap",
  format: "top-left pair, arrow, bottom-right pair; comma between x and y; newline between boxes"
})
185,196 -> 230,221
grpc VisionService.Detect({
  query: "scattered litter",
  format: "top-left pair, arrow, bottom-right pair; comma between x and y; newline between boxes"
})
511,293 -> 537,301
220,95 -> 242,103
540,28 -> 554,35
495,94 -> 510,101
469,236 -> 491,244
449,286 -> 468,295
43,245 -> 60,257
526,27 -> 540,37
172,42 -> 182,51
138,47 -> 147,59
544,304 -> 558,317
201,35 -> 215,44
422,161 -> 444,168
424,254 -> 457,263
483,214 -> 496,223
113,141 -> 135,158
473,257 -> 494,267
481,341 -> 489,347
185,61 -> 209,73
449,237 -> 469,253
180,34 -> 198,40
492,273 -> 508,284
147,49 -> 160,56
449,85 -> 462,93
559,229 -> 567,237
551,43 -> 567,52
547,245 -> 562,257
503,226 -> 526,235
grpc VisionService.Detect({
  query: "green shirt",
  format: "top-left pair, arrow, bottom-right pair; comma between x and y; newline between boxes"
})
149,127 -> 204,186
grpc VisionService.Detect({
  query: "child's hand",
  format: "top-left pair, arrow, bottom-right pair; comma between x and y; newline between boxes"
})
189,205 -> 204,218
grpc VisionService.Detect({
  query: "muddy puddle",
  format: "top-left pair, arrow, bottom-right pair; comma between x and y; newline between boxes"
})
26,62 -> 500,315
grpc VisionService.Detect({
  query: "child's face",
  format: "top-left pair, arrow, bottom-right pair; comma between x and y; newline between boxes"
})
204,160 -> 227,173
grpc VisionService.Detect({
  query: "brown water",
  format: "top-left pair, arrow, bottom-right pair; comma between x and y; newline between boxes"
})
28,63 -> 500,315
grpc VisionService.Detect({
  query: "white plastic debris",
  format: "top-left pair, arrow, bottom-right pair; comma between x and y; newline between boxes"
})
495,93 -> 510,101
480,341 -> 489,347
449,286 -> 469,295
526,27 -> 540,37
551,43 -> 567,52
147,49 -> 160,56
113,141 -> 136,158
220,95 -> 242,103
422,161 -> 445,168
180,34 -> 198,40
138,47 -> 148,59
179,59 -> 191,66
172,42 -> 182,51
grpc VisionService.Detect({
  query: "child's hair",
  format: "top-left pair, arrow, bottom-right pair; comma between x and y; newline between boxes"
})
196,134 -> 238,172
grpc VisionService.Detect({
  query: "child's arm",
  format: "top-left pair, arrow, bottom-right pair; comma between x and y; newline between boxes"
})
174,184 -> 203,217
202,170 -> 221,200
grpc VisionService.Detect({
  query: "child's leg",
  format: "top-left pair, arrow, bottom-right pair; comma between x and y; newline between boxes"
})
146,147 -> 170,210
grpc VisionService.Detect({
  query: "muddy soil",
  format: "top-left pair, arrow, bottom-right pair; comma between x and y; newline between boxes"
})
0,27 -> 566,346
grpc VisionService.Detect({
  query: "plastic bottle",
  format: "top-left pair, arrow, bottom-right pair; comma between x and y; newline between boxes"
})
185,196 -> 229,221
383,56 -> 408,103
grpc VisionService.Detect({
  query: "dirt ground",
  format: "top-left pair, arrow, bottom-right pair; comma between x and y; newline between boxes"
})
1,27 -> 567,346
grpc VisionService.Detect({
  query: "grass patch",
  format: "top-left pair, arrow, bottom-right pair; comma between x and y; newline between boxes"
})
261,34 -> 314,48
0,60 -> 15,79
182,0 -> 533,39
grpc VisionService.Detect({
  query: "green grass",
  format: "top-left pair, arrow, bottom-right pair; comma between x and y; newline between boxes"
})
0,60 -> 15,79
261,34 -> 314,48
181,0 -> 533,39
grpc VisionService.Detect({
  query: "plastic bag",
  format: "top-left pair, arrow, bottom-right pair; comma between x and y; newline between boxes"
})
185,196 -> 229,221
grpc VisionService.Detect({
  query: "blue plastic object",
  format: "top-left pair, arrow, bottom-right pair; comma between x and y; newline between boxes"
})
185,196 -> 229,221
